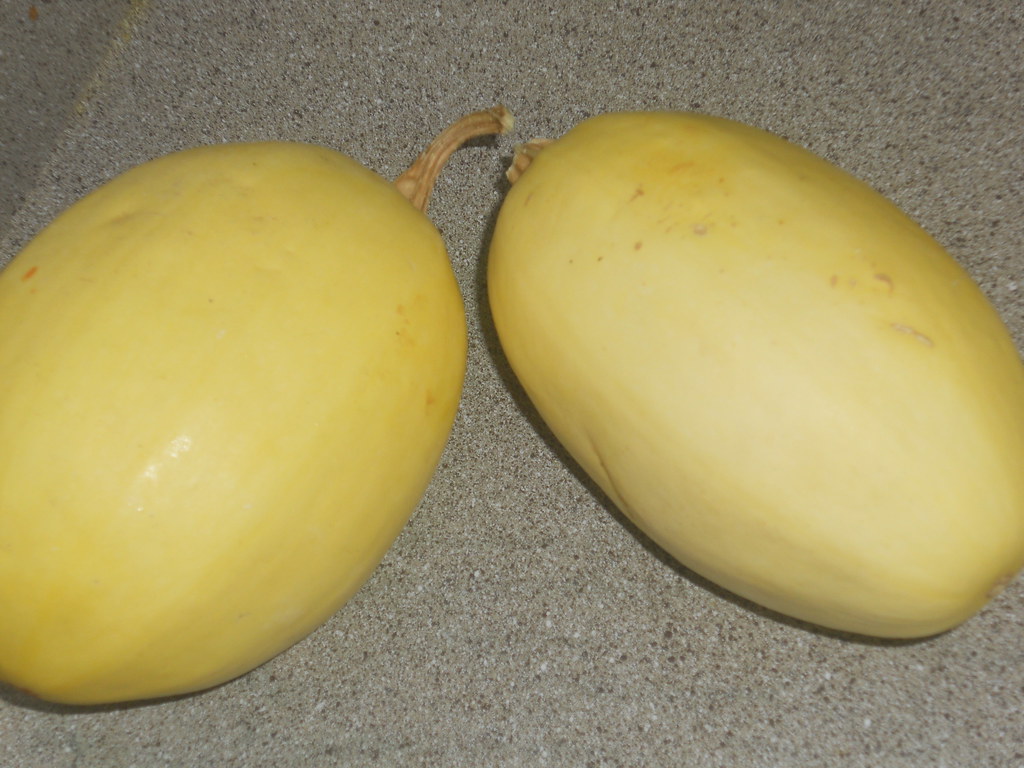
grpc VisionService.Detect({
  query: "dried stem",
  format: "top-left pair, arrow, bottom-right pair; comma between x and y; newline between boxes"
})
395,105 -> 515,213
505,139 -> 554,184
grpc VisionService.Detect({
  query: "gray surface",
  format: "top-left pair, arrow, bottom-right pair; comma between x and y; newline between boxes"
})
1,1 -> 1023,766
0,0 -> 128,229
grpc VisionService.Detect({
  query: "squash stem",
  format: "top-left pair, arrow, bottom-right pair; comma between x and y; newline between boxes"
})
395,105 -> 515,213
505,139 -> 554,184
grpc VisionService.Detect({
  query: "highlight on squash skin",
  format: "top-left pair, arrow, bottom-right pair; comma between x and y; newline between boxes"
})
0,106 -> 512,705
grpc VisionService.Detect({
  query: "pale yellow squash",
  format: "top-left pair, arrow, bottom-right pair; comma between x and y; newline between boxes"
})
0,108 -> 510,704
488,111 -> 1024,638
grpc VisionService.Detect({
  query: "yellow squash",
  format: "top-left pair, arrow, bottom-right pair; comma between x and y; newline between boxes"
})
488,111 -> 1024,638
0,108 -> 511,704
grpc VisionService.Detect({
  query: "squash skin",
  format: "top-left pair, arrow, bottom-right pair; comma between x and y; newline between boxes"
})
488,111 -> 1024,638
0,142 -> 466,703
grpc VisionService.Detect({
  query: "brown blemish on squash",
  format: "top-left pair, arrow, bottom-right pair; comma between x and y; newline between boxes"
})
107,210 -> 145,227
693,223 -> 708,236
874,273 -> 894,293
21,266 -> 38,281
395,328 -> 415,348
830,275 -> 839,288
634,241 -> 643,250
628,186 -> 645,203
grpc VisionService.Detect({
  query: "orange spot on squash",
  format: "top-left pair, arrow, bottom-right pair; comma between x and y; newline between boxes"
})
874,273 -> 894,293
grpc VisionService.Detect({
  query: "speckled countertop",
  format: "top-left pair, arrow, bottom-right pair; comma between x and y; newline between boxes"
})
1,1 -> 1022,766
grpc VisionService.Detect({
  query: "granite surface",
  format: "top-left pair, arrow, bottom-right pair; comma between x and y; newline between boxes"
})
1,1 -> 1023,766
